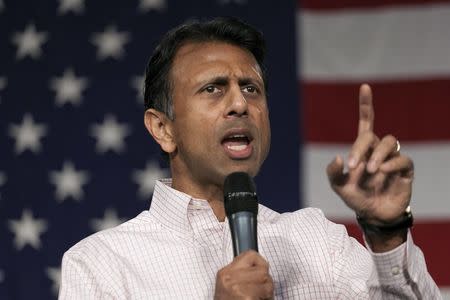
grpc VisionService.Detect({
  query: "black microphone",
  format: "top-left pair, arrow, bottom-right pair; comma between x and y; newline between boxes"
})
224,172 -> 258,257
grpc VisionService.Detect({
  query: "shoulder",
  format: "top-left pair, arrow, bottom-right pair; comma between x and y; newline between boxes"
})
279,207 -> 330,228
259,205 -> 339,243
59,212 -> 156,298
63,210 -> 158,262
260,205 -> 327,223
273,207 -> 357,246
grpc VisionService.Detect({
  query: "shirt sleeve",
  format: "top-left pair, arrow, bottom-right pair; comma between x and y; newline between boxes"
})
365,230 -> 442,299
322,212 -> 441,299
58,240 -> 123,300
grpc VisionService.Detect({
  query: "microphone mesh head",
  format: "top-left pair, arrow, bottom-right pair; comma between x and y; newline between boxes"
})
223,172 -> 258,216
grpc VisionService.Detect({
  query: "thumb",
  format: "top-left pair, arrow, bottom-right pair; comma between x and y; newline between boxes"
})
326,155 -> 346,187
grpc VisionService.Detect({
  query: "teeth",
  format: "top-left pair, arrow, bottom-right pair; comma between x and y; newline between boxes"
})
229,134 -> 246,138
227,144 -> 247,151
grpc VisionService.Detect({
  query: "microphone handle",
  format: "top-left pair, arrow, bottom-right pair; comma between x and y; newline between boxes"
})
229,211 -> 258,257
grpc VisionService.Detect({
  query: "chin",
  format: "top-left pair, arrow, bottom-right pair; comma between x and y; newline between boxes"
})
224,163 -> 260,178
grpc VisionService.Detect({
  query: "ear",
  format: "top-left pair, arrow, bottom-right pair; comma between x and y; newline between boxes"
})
144,109 -> 176,154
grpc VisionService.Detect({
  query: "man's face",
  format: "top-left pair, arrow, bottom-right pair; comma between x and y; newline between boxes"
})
167,41 -> 271,188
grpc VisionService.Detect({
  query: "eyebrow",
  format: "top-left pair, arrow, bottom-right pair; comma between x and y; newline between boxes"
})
205,76 -> 261,87
208,76 -> 228,86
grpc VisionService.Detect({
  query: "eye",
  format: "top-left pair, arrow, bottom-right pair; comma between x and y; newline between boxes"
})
242,85 -> 258,94
204,85 -> 220,94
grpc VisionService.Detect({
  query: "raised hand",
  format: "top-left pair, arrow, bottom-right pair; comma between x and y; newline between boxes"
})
326,84 -> 414,226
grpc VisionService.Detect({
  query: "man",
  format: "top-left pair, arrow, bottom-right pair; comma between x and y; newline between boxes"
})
59,17 -> 440,299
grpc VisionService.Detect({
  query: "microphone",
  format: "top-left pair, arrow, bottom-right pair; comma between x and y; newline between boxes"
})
224,172 -> 258,257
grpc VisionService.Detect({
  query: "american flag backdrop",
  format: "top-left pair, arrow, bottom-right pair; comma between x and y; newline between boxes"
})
0,0 -> 449,299
299,0 -> 450,297
0,1 -> 299,299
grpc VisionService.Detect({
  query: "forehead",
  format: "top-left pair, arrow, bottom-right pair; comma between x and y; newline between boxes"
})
170,41 -> 263,84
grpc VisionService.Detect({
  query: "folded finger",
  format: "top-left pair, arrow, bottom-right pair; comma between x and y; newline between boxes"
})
235,250 -> 268,269
367,135 -> 398,173
361,171 -> 387,192
348,131 -> 379,169
379,155 -> 414,178
244,280 -> 274,300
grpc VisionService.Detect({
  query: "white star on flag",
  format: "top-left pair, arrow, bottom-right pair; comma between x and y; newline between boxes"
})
11,24 -> 49,60
130,74 -> 144,103
50,68 -> 89,106
138,0 -> 167,13
90,208 -> 126,232
46,267 -> 61,296
8,209 -> 48,250
49,161 -> 90,202
132,161 -> 168,199
0,171 -> 6,187
0,76 -> 6,104
8,113 -> 48,155
91,26 -> 131,60
0,171 -> 6,200
90,114 -> 131,153
57,0 -> 85,15
0,76 -> 6,90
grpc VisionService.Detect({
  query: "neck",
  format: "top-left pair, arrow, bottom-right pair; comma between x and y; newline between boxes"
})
171,175 -> 226,222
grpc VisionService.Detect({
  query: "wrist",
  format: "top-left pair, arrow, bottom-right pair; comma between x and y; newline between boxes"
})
357,206 -> 413,252
357,206 -> 413,235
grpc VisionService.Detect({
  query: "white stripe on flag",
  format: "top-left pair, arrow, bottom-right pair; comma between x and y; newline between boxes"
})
298,4 -> 450,80
442,287 -> 450,300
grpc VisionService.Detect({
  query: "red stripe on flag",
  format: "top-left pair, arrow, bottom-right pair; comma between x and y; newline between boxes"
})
299,0 -> 450,11
301,80 -> 450,143
340,220 -> 450,285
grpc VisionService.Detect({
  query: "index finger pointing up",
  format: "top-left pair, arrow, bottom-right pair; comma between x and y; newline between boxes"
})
358,84 -> 374,135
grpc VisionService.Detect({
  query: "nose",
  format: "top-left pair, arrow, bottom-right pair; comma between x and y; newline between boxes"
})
225,86 -> 248,118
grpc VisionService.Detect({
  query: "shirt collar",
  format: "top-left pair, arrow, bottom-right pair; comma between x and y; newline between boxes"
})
149,178 -> 280,236
149,179 -> 192,238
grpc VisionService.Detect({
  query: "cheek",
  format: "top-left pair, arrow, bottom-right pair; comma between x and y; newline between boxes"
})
253,106 -> 271,152
179,114 -> 215,149
256,105 -> 270,131
263,118 -> 271,152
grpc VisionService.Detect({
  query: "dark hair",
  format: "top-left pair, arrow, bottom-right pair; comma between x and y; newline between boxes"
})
143,17 -> 267,119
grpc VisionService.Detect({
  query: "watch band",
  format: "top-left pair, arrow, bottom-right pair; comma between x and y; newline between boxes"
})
357,206 -> 414,235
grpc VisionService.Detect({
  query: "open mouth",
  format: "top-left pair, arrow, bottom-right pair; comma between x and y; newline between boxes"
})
221,131 -> 253,159
222,134 -> 250,150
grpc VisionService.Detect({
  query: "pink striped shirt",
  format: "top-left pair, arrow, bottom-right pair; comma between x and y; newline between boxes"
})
60,179 -> 440,299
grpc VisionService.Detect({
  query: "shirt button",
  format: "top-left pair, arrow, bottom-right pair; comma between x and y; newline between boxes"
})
391,266 -> 400,276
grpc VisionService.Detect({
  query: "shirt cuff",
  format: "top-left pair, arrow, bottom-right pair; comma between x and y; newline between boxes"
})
365,230 -> 413,286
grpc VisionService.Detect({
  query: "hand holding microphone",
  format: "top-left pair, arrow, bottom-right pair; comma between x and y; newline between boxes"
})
214,172 -> 274,300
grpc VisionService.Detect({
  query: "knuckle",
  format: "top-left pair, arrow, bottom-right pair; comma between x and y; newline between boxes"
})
265,276 -> 274,297
263,273 -> 272,284
363,131 -> 376,141
403,156 -> 414,170
247,249 -> 258,256
216,268 -> 228,282
243,249 -> 257,258
384,134 -> 397,144
230,283 -> 244,297
262,260 -> 269,271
